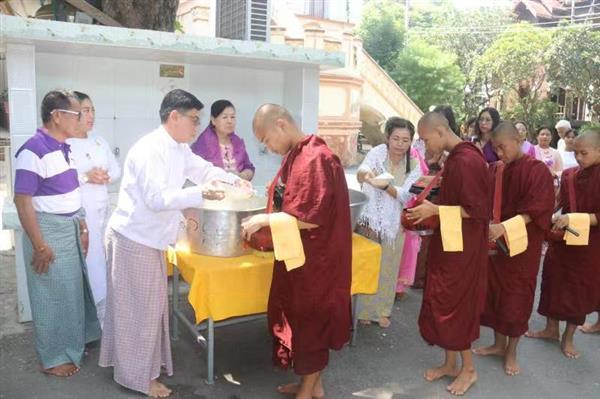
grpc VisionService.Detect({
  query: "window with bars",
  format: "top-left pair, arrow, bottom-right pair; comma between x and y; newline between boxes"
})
305,0 -> 327,19
216,0 -> 270,42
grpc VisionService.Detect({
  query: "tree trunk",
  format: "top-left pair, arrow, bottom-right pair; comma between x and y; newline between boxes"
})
101,0 -> 178,31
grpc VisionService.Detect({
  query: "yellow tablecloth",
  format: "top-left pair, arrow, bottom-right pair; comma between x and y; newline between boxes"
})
167,234 -> 381,324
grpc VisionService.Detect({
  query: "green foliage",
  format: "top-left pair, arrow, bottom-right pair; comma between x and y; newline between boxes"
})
410,5 -> 513,118
580,121 -> 600,132
474,24 -> 551,125
547,25 -> 600,119
391,39 -> 464,113
504,99 -> 559,135
356,0 -> 405,71
174,20 -> 185,34
408,0 -> 455,27
357,1 -> 597,124
474,23 -> 551,94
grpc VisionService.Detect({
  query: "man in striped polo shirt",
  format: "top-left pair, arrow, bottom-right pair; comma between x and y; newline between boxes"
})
14,90 -> 101,377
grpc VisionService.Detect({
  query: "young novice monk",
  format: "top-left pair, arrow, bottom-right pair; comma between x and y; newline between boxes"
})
474,122 -> 554,376
407,112 -> 491,396
526,129 -> 600,358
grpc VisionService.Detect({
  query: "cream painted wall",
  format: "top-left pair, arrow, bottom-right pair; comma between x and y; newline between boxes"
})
33,53 -> 319,185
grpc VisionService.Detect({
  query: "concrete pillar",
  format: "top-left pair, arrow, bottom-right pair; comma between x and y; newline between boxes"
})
317,73 -> 363,166
6,43 -> 37,323
283,67 -> 319,134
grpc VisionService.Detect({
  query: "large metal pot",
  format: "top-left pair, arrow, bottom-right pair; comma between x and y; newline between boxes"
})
180,189 -> 369,258
349,189 -> 368,228
181,196 -> 267,258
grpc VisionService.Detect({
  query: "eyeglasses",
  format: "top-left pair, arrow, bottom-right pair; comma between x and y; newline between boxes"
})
180,112 -> 201,126
51,109 -> 82,120
81,107 -> 95,115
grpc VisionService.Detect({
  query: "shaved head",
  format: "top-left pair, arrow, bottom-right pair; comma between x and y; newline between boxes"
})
253,103 -> 297,132
491,122 -> 523,163
252,103 -> 303,155
491,121 -> 520,140
417,111 -> 461,155
573,128 -> 600,169
418,111 -> 451,134
575,128 -> 600,149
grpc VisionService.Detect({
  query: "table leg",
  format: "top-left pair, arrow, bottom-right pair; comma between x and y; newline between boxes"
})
171,264 -> 180,340
351,294 -> 358,346
206,318 -> 215,384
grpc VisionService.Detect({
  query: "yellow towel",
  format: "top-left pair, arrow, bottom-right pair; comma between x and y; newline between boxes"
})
269,212 -> 305,271
439,206 -> 463,252
501,215 -> 528,257
565,213 -> 590,246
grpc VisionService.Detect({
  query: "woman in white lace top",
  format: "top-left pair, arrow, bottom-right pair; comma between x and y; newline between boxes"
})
355,117 -> 423,328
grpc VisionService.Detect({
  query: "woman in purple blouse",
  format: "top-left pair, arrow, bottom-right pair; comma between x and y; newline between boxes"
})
191,100 -> 255,181
475,107 -> 501,163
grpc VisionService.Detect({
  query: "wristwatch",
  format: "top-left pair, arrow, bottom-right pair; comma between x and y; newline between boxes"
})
82,174 -> 89,184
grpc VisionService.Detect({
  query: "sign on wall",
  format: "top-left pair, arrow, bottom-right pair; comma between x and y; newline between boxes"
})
159,64 -> 185,78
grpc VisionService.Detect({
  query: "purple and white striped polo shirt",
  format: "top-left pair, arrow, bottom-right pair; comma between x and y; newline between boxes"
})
14,128 -> 81,215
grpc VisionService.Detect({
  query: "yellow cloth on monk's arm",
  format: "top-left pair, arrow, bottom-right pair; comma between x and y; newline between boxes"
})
439,206 -> 463,252
269,212 -> 305,271
501,215 -> 528,257
565,213 -> 590,246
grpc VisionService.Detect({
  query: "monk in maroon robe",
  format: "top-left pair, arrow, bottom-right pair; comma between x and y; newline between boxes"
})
242,104 -> 352,399
474,122 -> 554,376
526,129 -> 600,358
407,112 -> 490,396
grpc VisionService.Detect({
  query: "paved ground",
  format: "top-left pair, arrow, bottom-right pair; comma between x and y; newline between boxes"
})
1,250 -> 599,399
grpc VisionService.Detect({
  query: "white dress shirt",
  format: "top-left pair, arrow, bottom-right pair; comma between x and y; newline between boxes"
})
109,125 -> 238,250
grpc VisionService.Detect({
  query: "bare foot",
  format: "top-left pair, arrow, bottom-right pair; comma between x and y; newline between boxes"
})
424,364 -> 459,382
148,380 -> 172,398
472,344 -> 505,357
525,328 -> 559,341
359,320 -> 372,326
378,317 -> 391,328
447,369 -> 477,396
43,363 -> 80,377
560,339 -> 580,359
504,352 -> 520,376
578,323 -> 600,334
276,383 -> 324,399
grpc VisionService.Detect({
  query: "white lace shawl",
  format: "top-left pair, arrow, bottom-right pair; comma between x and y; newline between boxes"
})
357,144 -> 422,243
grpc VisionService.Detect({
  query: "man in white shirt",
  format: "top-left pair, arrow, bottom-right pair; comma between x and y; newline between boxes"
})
99,89 -> 248,398
555,120 -> 571,152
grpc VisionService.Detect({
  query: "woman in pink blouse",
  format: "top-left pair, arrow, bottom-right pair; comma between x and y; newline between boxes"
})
191,100 -> 255,181
534,126 -> 563,178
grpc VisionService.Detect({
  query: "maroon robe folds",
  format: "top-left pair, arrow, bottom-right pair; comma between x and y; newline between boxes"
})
418,142 -> 491,351
538,164 -> 600,325
480,156 -> 554,337
267,135 -> 352,375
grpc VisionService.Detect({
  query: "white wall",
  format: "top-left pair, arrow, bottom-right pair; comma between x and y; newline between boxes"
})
34,52 -> 321,186
7,45 -> 322,323
188,63 -> 285,185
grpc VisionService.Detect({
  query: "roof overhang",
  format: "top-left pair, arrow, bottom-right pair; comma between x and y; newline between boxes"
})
0,15 -> 345,71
